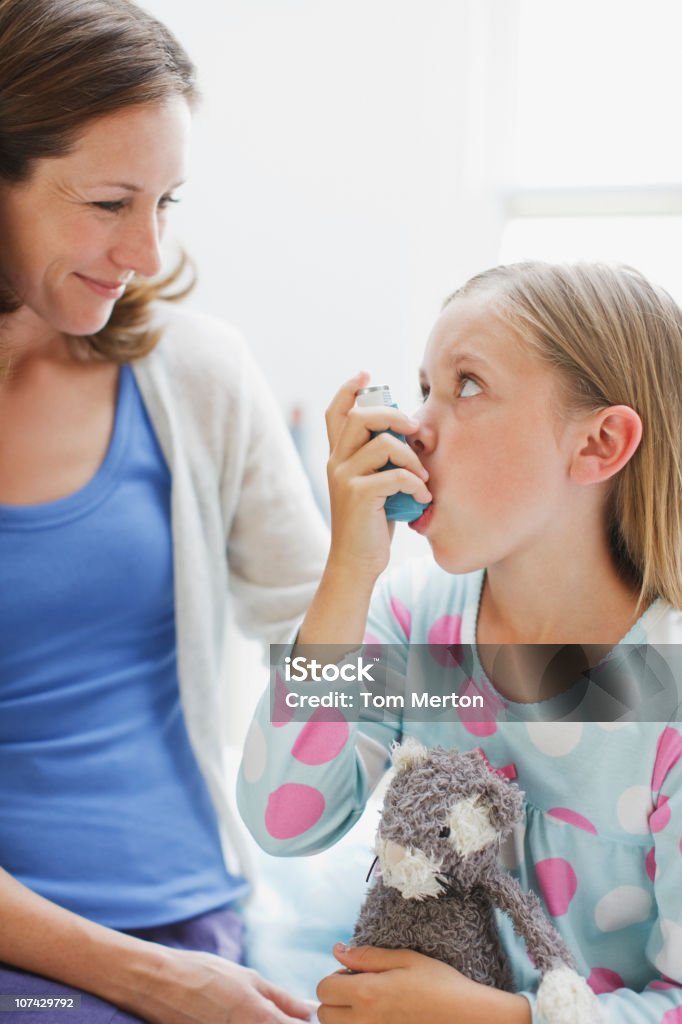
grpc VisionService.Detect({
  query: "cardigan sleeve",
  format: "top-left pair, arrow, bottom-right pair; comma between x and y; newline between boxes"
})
221,335 -> 330,645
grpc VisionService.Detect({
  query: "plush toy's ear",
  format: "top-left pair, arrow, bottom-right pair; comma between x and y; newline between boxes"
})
391,737 -> 428,773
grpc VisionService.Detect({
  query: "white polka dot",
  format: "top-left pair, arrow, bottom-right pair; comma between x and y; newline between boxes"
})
655,919 -> 682,979
595,886 -> 653,932
499,820 -> 526,870
526,723 -> 583,756
596,721 -> 631,731
241,718 -> 267,784
616,785 -> 654,835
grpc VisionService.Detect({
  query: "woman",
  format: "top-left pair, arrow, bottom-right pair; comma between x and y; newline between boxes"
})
0,1 -> 326,1021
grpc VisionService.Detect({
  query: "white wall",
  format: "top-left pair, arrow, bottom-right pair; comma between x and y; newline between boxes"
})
139,0 -> 518,739
144,0 -> 515,501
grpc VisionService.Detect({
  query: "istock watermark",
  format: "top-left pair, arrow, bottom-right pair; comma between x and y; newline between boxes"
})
284,655 -> 377,683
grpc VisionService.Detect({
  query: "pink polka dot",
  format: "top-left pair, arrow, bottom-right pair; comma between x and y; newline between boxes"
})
588,968 -> 624,994
458,678 -> 498,737
653,727 -> 682,791
265,783 -> 325,839
662,1008 -> 682,1023
428,615 -> 463,666
291,710 -> 349,765
535,858 -> 578,916
272,672 -> 294,727
547,808 -> 598,834
650,793 -> 671,833
390,597 -> 412,640
645,846 -> 656,882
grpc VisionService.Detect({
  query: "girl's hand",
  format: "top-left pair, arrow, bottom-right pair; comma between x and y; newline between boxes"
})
325,373 -> 431,583
131,947 -> 313,1024
316,944 -> 531,1024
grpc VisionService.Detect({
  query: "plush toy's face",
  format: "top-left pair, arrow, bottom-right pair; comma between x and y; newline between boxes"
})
374,740 -> 524,900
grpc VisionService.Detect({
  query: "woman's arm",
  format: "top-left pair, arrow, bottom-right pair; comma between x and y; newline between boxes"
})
0,867 -> 311,1023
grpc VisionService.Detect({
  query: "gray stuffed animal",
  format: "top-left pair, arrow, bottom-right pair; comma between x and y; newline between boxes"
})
352,739 -> 602,1024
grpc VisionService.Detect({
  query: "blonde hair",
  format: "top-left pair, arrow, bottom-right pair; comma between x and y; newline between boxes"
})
0,0 -> 200,362
446,262 -> 682,611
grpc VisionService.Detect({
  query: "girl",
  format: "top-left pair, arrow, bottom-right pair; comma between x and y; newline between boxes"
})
238,262 -> 682,1023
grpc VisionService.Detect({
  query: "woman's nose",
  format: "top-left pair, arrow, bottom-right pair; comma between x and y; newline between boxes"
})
111,212 -> 163,279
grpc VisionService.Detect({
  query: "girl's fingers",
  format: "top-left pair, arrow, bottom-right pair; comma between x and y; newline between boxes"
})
325,378 -> 419,456
333,432 -> 429,484
325,372 -> 371,451
340,469 -> 432,507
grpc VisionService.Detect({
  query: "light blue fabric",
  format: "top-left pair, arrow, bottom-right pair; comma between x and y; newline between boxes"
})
0,365 -> 246,928
239,559 -> 682,1022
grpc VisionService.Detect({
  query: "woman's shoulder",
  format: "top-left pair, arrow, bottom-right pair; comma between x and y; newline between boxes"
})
144,301 -> 249,379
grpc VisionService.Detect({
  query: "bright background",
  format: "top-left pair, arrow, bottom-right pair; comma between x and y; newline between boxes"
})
140,0 -> 682,739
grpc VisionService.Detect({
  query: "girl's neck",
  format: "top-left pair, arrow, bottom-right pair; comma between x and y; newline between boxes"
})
477,536 -> 643,649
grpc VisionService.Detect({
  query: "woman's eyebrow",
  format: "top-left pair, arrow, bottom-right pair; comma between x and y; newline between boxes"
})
90,179 -> 186,191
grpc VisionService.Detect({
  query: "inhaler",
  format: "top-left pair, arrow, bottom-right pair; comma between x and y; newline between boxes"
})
356,384 -> 430,523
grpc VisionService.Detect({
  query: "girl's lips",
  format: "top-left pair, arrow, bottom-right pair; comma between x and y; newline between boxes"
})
409,503 -> 434,534
74,273 -> 127,299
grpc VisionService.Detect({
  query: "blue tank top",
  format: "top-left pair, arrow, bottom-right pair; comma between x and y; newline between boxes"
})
0,366 -> 246,928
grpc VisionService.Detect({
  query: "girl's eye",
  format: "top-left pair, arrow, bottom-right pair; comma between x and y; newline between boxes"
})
457,375 -> 482,399
418,385 -> 430,403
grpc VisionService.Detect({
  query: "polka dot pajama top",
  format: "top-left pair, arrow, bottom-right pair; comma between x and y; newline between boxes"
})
237,559 -> 682,1023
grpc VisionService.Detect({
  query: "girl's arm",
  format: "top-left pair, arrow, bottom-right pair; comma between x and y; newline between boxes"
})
237,374 -> 430,855
0,866 -> 311,1024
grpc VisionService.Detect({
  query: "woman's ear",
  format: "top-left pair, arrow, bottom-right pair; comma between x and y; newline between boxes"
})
569,405 -> 642,486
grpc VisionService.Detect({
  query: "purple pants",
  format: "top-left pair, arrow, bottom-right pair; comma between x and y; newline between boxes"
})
0,906 -> 244,1023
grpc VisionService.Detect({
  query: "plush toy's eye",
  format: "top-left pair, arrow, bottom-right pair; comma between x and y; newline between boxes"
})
438,826 -> 451,839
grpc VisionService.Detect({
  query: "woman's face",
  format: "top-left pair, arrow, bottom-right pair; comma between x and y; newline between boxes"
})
410,292 -> 582,574
0,97 -> 191,340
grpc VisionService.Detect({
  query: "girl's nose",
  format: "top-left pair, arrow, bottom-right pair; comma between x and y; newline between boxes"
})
408,410 -> 436,457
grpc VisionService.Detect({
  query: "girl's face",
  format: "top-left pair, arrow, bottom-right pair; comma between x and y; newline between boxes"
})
410,292 -> 582,574
0,97 -> 190,341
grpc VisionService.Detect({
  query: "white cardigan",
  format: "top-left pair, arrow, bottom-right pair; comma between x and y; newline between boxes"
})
132,302 -> 329,876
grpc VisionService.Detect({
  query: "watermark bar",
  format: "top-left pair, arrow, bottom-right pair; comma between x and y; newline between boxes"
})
269,643 -> 682,724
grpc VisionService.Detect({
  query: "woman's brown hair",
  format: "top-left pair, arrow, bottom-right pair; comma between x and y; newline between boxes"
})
0,0 -> 200,360
446,262 -> 682,610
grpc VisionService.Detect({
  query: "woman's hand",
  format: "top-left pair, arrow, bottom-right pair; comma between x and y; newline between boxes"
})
325,372 -> 431,583
127,947 -> 313,1024
316,944 -> 532,1024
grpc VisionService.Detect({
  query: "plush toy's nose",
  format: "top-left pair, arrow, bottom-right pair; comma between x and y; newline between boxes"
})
381,840 -> 406,869
375,836 -> 444,900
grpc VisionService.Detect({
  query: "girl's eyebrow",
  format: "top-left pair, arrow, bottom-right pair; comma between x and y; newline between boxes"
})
419,349 -> 494,384
448,349 -> 493,371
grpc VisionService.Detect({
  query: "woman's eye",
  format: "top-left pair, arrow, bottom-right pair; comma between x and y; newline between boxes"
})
458,375 -> 482,398
92,200 -> 125,213
158,195 -> 180,210
418,386 -> 430,403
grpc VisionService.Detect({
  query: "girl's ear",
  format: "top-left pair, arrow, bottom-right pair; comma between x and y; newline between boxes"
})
569,405 -> 642,486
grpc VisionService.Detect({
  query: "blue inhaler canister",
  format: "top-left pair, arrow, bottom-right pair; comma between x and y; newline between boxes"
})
356,384 -> 430,523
